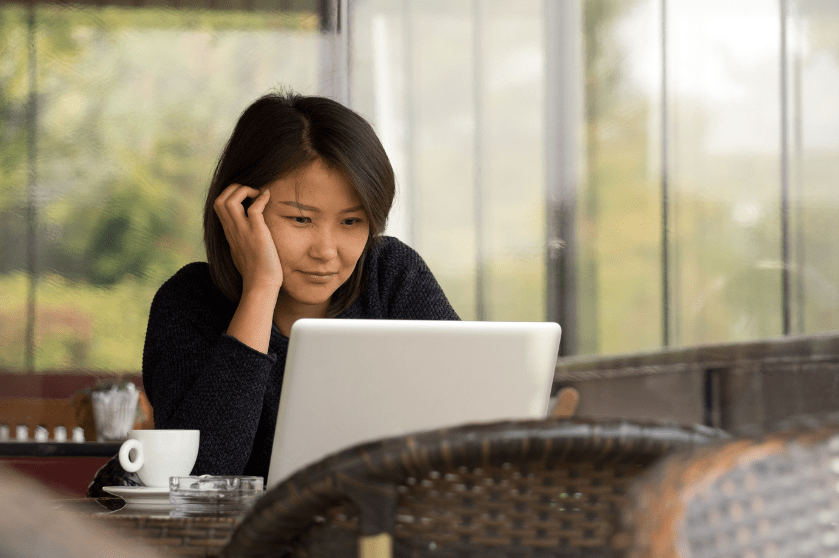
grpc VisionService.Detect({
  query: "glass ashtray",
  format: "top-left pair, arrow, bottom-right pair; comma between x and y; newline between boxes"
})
169,475 -> 264,517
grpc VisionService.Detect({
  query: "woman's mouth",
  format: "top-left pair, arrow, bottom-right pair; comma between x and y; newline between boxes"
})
300,271 -> 337,282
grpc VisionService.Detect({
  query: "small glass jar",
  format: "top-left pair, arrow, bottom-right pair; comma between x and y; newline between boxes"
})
54,426 -> 67,443
169,475 -> 264,517
34,425 -> 49,442
16,424 -> 28,441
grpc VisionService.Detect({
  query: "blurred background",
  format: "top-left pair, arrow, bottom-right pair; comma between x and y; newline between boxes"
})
0,0 -> 837,370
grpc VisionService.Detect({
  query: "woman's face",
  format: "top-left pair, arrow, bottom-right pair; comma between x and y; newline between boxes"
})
262,159 -> 369,316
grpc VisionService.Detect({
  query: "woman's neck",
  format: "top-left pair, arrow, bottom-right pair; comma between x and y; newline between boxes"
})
272,293 -> 330,337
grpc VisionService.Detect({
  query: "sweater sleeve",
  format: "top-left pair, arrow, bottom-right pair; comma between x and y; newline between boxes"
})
141,265 -> 278,476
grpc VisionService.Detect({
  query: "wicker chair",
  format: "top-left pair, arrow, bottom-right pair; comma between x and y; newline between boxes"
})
615,414 -> 839,558
221,417 -> 729,558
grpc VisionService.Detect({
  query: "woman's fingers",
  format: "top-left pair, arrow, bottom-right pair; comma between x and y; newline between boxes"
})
214,185 -> 261,237
215,184 -> 259,219
247,188 -> 271,219
213,184 -> 282,293
214,183 -> 247,207
215,184 -> 261,240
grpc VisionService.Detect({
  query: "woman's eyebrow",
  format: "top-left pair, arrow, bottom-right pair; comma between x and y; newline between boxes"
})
280,201 -> 318,212
279,201 -> 365,214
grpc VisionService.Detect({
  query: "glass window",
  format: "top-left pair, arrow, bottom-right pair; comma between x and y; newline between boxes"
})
667,0 -> 783,345
2,0 -> 839,380
0,1 -> 329,372
574,0 -> 663,354
569,0 -> 839,353
788,0 -> 839,335
349,0 -> 546,322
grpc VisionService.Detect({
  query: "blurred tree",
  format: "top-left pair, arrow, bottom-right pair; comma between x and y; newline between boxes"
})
82,187 -> 175,286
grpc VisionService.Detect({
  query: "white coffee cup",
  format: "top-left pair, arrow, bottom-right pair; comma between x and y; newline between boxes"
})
119,429 -> 200,488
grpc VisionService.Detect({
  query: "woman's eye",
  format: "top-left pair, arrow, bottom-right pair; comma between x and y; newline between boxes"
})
343,218 -> 362,226
290,216 -> 311,224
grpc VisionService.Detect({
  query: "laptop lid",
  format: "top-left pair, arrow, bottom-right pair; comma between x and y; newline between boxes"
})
266,319 -> 561,488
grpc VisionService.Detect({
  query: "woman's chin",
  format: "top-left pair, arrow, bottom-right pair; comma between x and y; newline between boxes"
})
277,288 -> 334,312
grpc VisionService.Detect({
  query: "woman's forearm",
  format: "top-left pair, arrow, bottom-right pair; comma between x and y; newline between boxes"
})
225,285 -> 280,354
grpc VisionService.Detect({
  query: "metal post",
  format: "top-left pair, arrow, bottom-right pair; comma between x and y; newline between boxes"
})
317,0 -> 350,105
791,2 -> 805,334
779,0 -> 791,335
472,0 -> 486,321
544,0 -> 583,355
661,0 -> 671,347
401,0 -> 416,246
25,0 -> 38,373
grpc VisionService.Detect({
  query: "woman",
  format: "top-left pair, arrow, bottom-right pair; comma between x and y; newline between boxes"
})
142,91 -> 459,479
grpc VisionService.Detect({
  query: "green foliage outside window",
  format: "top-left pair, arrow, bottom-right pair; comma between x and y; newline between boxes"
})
0,5 -> 319,371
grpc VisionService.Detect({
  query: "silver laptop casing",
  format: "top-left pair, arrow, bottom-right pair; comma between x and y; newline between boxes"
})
267,319 -> 561,488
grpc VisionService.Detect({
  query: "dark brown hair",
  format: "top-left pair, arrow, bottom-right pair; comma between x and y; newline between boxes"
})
203,91 -> 395,316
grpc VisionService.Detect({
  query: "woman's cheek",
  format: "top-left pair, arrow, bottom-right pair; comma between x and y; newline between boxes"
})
265,220 -> 290,262
345,234 -> 366,264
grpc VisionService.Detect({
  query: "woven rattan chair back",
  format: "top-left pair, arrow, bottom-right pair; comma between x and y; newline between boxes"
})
221,417 -> 728,558
615,415 -> 839,558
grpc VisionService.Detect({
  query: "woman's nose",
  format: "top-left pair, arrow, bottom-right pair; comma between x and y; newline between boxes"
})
309,226 -> 338,260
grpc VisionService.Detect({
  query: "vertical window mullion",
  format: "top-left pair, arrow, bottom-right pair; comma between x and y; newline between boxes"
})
661,0 -> 670,347
780,0 -> 791,335
472,0 -> 486,321
25,2 -> 38,374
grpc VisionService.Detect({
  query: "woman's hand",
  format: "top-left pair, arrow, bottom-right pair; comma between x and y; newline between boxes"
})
214,184 -> 282,353
213,184 -> 282,296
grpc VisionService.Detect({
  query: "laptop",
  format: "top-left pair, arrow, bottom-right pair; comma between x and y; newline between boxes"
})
266,319 -> 562,488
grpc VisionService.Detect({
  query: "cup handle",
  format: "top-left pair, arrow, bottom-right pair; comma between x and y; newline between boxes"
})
119,438 -> 144,473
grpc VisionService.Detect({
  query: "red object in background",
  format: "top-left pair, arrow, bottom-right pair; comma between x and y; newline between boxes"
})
1,457 -> 110,497
0,371 -> 145,398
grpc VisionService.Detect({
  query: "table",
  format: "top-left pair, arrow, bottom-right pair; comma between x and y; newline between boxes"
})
59,498 -> 243,557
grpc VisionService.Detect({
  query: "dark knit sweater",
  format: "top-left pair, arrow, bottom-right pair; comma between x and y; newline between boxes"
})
142,236 -> 459,479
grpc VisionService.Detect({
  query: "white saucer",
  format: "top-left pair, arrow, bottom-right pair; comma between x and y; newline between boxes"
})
103,486 -> 171,507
